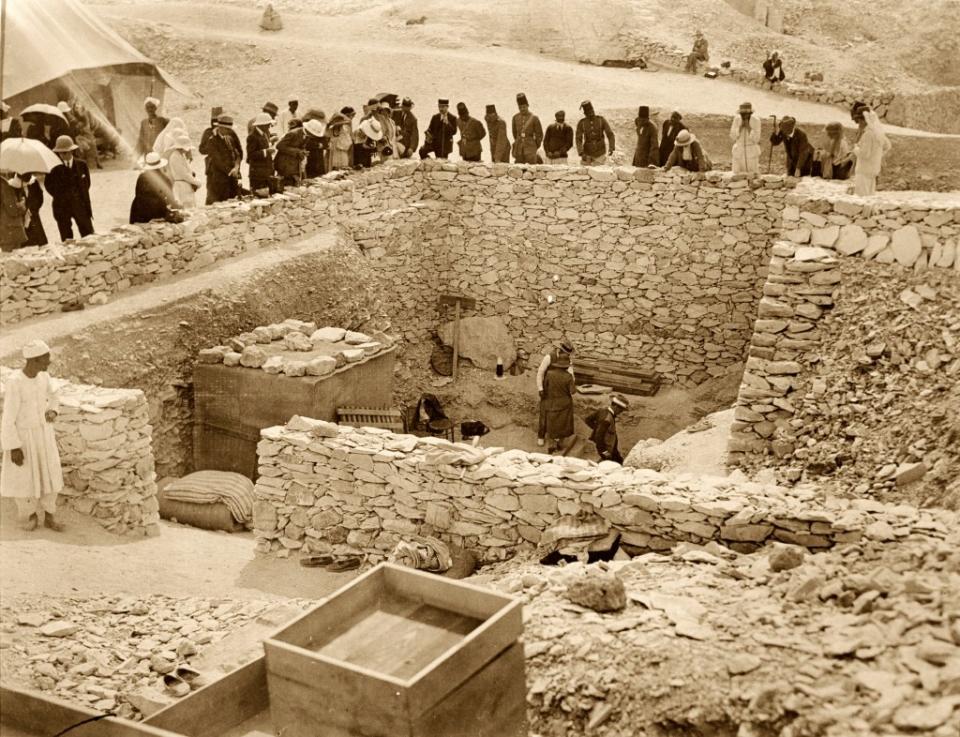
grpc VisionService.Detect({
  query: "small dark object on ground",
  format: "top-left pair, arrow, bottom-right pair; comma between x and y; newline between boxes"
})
406,15 -> 427,25
300,554 -> 334,568
61,301 -> 85,312
327,557 -> 362,572
601,58 -> 647,69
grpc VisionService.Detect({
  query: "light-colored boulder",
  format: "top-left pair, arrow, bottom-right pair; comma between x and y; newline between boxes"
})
835,224 -> 868,255
310,327 -> 346,343
891,225 -> 922,266
438,315 -> 517,371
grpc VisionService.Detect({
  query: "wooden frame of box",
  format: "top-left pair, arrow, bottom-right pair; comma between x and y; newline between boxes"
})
263,563 -> 526,737
0,685 -> 184,737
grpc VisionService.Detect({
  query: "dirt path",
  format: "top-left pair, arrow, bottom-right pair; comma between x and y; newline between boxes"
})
0,500 -> 353,601
0,228 -> 342,363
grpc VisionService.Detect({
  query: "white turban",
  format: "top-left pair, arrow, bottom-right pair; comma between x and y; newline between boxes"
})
22,340 -> 51,359
144,97 -> 161,108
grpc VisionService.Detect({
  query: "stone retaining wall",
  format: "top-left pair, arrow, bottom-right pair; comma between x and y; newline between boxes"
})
728,183 -> 960,469
252,418 -> 950,561
1,163 -> 424,326
0,368 -> 157,536
418,162 -> 792,384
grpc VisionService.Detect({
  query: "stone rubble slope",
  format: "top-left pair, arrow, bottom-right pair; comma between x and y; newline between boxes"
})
477,528 -> 960,736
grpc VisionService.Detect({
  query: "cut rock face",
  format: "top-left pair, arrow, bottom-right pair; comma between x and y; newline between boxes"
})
438,315 -> 517,371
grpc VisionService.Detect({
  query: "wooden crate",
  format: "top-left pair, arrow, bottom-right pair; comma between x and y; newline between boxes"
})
336,406 -> 405,432
145,658 -> 272,737
263,563 -> 526,737
0,686 -> 183,737
574,356 -> 662,396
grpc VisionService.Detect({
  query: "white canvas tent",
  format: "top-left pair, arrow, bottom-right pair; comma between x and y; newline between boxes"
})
1,0 -> 189,152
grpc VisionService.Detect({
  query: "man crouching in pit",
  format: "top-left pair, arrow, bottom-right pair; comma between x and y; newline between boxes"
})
1,340 -> 65,531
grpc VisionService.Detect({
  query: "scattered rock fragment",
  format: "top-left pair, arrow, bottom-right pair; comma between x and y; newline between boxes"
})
565,571 -> 626,613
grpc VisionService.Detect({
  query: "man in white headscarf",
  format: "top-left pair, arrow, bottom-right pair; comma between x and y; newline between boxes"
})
850,102 -> 891,197
1,340 -> 65,531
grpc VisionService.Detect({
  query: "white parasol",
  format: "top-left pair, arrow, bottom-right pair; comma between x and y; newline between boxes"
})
0,137 -> 62,174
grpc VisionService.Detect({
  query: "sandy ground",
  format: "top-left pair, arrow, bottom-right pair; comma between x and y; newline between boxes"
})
0,499 -> 353,601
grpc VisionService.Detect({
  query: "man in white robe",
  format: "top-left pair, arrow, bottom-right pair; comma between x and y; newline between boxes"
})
851,104 -> 891,197
1,340 -> 65,531
730,102 -> 761,175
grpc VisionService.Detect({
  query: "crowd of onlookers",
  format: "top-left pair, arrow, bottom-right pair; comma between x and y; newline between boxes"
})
0,90 -> 891,252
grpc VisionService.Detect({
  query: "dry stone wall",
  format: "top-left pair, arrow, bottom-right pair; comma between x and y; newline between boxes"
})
421,161 -> 791,385
0,368 -> 157,536
252,417 -> 949,561
1,163 -> 425,326
728,183 -> 960,495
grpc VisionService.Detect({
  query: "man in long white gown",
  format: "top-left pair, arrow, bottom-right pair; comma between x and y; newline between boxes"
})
1,340 -> 65,531
730,102 -> 761,175
851,103 -> 891,197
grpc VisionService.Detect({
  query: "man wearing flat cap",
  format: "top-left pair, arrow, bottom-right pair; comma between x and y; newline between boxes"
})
730,101 -> 761,175
455,103 -> 486,162
484,104 -> 511,163
1,340 -> 65,532
576,101 -> 615,166
543,111 -> 573,164
632,106 -> 659,167
393,98 -> 419,159
769,116 -> 814,177
587,394 -> 629,464
512,93 -> 543,164
419,99 -> 457,160
536,341 -> 576,447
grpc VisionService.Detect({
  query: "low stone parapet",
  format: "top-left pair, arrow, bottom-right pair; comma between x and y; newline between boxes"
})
252,419 -> 951,561
0,368 -> 158,536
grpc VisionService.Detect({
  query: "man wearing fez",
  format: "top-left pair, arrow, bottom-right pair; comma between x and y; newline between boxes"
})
511,93 -> 543,164
455,102 -> 486,162
1,340 -> 65,532
484,104 -> 511,163
576,100 -> 615,166
632,106 -> 659,167
419,99 -> 457,160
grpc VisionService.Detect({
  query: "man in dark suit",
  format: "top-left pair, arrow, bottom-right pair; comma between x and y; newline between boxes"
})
419,99 -> 457,160
200,115 -> 242,204
44,135 -> 93,241
769,116 -> 814,177
659,111 -> 687,166
392,97 -> 419,159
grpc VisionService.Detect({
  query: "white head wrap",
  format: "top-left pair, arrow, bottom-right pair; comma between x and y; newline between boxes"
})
22,340 -> 51,359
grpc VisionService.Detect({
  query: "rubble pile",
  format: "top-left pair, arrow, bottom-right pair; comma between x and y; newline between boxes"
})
253,420 -> 955,562
787,259 -> 960,507
0,368 -> 158,536
478,527 -> 960,737
0,596 -> 287,719
196,320 -> 394,378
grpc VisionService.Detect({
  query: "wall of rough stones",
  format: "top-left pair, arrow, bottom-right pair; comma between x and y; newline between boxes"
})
0,163 -> 425,326
252,417 -> 947,560
418,162 -> 791,385
728,183 -> 960,492
0,367 -> 157,536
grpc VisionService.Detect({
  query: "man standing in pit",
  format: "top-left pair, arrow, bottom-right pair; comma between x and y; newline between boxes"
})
587,394 -> 629,464
536,340 -> 575,447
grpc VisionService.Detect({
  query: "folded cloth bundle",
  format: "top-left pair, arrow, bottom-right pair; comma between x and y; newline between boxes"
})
537,512 -> 612,562
389,535 -> 453,573
162,471 -> 254,524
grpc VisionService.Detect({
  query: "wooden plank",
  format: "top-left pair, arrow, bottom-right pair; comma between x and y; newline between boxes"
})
315,593 -> 477,680
265,640 -> 409,737
382,564 -> 519,621
411,642 -> 527,737
405,599 -> 522,716
145,658 -> 269,737
0,686 -> 182,737
266,566 -> 383,649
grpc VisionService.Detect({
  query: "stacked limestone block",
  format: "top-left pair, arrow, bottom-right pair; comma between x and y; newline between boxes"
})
252,418 -> 953,561
727,184 -> 959,470
0,368 -> 158,536
420,161 -> 791,385
0,162 -> 425,326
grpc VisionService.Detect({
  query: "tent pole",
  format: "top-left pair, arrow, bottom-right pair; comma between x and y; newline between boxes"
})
0,0 -> 7,102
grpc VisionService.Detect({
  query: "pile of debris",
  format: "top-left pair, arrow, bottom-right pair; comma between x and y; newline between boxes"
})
0,595 -> 293,718
478,526 -> 960,736
787,260 -> 960,508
